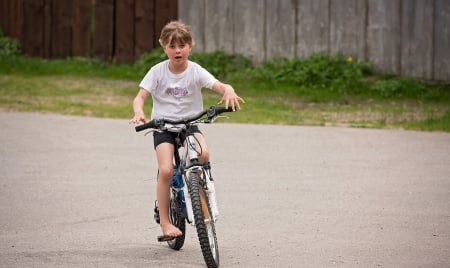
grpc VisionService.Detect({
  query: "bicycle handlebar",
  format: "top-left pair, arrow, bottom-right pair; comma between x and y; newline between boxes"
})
135,106 -> 234,132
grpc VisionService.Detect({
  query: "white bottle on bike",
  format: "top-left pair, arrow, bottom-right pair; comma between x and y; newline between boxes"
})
183,174 -> 195,224
205,173 -> 219,220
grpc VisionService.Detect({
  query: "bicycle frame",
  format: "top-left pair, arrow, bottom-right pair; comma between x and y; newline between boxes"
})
135,106 -> 231,268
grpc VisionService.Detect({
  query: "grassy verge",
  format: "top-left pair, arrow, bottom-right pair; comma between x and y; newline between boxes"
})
1,53 -> 449,132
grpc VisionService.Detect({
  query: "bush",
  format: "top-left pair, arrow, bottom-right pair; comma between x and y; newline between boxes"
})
136,48 -> 253,79
135,48 -> 168,75
0,29 -> 21,57
190,50 -> 253,79
371,78 -> 427,98
246,53 -> 374,94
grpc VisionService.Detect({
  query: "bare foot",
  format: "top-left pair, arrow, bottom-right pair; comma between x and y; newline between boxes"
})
161,223 -> 182,237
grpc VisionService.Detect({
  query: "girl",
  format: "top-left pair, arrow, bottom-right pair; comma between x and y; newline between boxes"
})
129,21 -> 245,238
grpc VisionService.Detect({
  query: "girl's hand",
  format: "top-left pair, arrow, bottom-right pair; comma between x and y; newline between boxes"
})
129,111 -> 147,124
218,84 -> 245,111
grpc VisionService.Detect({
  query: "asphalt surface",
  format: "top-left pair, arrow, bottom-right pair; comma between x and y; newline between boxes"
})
1,111 -> 449,268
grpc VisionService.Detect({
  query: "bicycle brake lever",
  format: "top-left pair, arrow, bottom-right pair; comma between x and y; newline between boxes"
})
144,128 -> 166,136
212,115 -> 229,123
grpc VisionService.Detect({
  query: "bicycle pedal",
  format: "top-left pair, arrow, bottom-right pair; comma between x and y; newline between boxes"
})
157,235 -> 175,242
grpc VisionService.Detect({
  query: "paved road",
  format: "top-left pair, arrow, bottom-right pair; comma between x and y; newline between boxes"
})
1,111 -> 449,268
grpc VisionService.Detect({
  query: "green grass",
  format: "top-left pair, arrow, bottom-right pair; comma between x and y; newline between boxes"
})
1,52 -> 449,132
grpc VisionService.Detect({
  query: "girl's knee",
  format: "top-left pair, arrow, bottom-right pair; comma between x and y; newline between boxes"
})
158,165 -> 173,180
199,150 -> 210,163
194,133 -> 209,162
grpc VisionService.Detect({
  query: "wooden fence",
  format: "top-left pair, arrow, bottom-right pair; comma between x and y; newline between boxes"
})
1,0 -> 449,81
179,0 -> 450,81
0,0 -> 177,62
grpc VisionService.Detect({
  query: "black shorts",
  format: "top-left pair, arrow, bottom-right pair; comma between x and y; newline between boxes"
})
153,125 -> 202,149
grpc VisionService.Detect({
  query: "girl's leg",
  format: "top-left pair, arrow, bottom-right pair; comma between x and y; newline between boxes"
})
155,142 -> 182,237
194,132 -> 210,163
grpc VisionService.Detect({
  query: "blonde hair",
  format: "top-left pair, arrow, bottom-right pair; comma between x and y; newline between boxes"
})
159,21 -> 195,47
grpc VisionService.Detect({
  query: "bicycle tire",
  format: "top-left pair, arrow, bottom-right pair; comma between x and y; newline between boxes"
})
167,191 -> 186,250
187,172 -> 220,268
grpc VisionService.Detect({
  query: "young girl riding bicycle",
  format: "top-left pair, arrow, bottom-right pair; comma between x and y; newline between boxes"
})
129,21 -> 245,239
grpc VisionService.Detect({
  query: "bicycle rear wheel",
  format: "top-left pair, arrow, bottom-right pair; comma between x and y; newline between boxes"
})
167,191 -> 186,250
187,172 -> 219,268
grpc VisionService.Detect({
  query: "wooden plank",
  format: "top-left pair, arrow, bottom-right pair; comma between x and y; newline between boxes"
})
178,0 -> 206,52
13,0 -> 24,41
1,0 -> 22,40
434,0 -> 450,81
329,0 -> 366,60
21,0 -> 45,57
0,0 -> 5,35
51,0 -> 73,58
233,0 -> 265,63
0,0 -> 11,36
265,0 -> 296,59
178,0 -> 205,52
154,0 -> 178,49
366,0 -> 401,75
43,0 -> 51,58
135,0 -> 155,60
204,0 -> 233,53
296,0 -> 330,58
400,0 -> 434,79
5,0 -> 450,82
115,0 -> 135,63
93,0 -> 114,61
177,0 -> 191,21
72,0 -> 92,57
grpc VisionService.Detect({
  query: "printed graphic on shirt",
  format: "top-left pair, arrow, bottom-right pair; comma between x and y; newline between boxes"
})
165,86 -> 188,100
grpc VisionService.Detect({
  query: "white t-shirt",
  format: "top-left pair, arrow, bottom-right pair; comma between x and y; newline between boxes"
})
139,60 -> 218,121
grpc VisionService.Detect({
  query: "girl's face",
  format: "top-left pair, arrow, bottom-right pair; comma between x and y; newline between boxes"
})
163,42 -> 191,66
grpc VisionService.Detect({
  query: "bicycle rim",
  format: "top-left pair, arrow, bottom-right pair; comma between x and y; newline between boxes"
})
187,172 -> 220,268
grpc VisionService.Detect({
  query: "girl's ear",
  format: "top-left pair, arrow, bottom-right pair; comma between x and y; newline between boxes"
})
162,45 -> 168,56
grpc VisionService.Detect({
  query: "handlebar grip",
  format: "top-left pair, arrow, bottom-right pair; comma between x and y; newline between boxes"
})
215,106 -> 234,114
135,119 -> 159,132
206,106 -> 234,119
135,123 -> 150,132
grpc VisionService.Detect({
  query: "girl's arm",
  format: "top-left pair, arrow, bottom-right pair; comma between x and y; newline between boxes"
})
212,81 -> 245,111
129,88 -> 151,124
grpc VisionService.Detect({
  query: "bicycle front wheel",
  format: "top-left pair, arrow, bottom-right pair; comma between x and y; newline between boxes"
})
187,172 -> 220,268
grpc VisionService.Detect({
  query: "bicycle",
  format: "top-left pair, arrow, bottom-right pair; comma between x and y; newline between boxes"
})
135,106 -> 234,268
